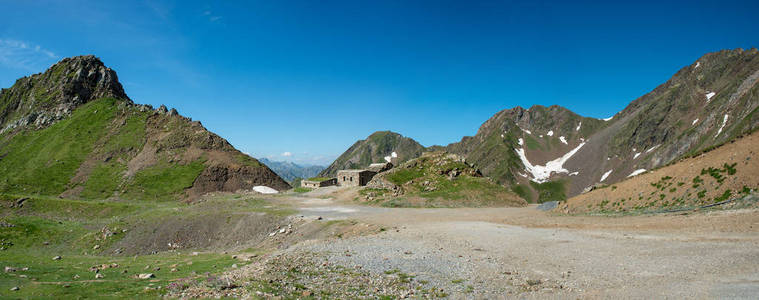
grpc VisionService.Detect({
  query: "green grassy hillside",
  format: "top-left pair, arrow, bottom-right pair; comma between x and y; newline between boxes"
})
0,56 -> 289,202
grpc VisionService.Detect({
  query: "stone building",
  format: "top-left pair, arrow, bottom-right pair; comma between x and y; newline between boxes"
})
337,170 -> 377,187
301,178 -> 337,188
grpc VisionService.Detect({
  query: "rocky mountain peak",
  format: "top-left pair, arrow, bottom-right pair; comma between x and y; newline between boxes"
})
0,55 -> 130,132
319,130 -> 426,177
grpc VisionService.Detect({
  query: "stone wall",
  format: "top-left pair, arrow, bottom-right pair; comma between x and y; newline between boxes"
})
337,170 -> 377,187
301,178 -> 337,188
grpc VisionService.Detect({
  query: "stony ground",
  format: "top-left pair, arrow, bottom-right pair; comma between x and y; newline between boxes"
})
174,191 -> 759,299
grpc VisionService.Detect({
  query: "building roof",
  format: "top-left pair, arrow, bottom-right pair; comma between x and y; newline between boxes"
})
337,169 -> 373,173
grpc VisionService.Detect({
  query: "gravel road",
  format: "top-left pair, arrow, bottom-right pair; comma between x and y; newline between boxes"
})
244,192 -> 759,298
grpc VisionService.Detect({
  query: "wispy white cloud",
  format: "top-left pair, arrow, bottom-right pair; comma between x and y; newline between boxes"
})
202,9 -> 222,22
281,151 -> 293,157
0,39 -> 58,71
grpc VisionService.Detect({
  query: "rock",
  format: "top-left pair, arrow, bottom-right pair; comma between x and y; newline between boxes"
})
138,273 -> 155,279
95,273 -> 104,279
526,279 -> 541,286
10,286 -> 19,291
157,105 -> 168,114
302,291 -> 312,297
93,245 -> 100,250
4,266 -> 16,272
52,256 -> 61,260
170,268 -> 178,272
169,108 -> 178,116
73,274 -> 80,279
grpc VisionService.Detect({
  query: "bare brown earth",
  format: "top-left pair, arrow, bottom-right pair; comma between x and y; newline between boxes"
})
563,130 -> 759,214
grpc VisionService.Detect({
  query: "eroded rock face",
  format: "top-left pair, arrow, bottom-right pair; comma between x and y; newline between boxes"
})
189,164 -> 291,197
0,55 -> 130,133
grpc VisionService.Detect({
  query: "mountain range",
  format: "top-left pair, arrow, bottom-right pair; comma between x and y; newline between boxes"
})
326,48 -> 759,202
2,48 -> 757,204
258,158 -> 325,182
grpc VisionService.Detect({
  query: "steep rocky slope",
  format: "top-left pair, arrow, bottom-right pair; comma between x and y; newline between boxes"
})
560,130 -> 759,214
446,48 -> 759,201
0,55 -> 289,201
319,131 -> 425,177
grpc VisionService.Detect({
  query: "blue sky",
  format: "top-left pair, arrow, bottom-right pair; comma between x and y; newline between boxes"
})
1,0 -> 757,165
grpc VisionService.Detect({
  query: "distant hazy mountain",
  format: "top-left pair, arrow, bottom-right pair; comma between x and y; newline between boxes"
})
259,158 -> 325,182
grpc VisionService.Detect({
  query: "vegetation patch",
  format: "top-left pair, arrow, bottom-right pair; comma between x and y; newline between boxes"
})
530,180 -> 566,203
122,159 -> 206,201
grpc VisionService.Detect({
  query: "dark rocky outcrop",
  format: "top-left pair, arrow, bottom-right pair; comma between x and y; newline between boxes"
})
0,55 -> 130,133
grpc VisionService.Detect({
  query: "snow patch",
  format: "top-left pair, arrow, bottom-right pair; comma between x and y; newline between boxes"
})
645,145 -> 660,153
539,135 -> 543,138
253,186 -> 278,194
706,91 -> 716,101
695,61 -> 701,68
692,119 -> 699,125
384,156 -> 391,162
518,138 -> 524,146
559,136 -> 568,144
569,171 -> 579,176
547,130 -> 554,136
576,122 -> 582,131
391,152 -> 398,158
627,169 -> 647,178
602,116 -> 614,121
600,170 -> 613,182
715,114 -> 729,137
514,142 -> 586,183
633,152 -> 641,159
521,128 -> 532,135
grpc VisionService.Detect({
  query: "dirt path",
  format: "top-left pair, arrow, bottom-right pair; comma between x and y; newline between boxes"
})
256,191 -> 759,298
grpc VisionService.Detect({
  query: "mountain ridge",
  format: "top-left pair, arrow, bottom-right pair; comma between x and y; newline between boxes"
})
0,55 -> 290,201
324,48 -> 759,203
